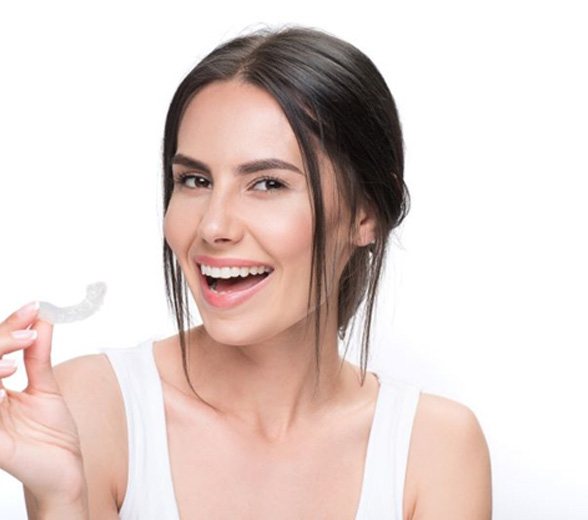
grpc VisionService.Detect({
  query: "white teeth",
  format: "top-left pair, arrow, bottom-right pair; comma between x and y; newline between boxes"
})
200,263 -> 272,279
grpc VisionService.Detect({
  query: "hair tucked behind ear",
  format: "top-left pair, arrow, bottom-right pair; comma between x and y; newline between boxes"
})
162,25 -> 408,407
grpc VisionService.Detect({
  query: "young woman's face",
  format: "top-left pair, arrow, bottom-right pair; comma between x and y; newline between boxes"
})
164,80 -> 352,346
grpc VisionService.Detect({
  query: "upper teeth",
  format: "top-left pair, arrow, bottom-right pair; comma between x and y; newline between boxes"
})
200,264 -> 273,279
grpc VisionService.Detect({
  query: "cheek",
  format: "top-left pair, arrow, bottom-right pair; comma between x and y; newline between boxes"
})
163,197 -> 196,252
254,201 -> 313,270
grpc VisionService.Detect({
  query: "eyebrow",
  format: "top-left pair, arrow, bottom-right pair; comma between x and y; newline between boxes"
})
172,153 -> 304,175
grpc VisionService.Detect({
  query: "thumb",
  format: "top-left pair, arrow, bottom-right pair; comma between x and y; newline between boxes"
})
23,319 -> 60,395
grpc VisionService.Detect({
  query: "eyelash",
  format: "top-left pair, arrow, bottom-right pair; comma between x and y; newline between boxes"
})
173,172 -> 288,192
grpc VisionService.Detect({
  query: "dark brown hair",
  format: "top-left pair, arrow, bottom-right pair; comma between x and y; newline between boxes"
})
162,25 -> 408,406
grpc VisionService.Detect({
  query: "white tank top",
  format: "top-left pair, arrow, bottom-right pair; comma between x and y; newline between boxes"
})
100,339 -> 421,519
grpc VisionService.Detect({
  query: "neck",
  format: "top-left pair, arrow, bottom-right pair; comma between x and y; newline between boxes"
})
184,311 -> 356,443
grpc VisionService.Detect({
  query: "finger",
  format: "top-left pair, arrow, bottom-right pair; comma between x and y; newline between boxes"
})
22,319 -> 60,395
0,359 -> 18,393
0,301 -> 40,336
0,330 -> 38,357
0,359 -> 18,374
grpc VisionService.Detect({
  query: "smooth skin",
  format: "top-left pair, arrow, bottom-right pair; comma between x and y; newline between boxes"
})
0,79 -> 491,519
0,304 -> 89,518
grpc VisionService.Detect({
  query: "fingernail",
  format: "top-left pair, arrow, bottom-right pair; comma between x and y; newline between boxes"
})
16,301 -> 40,318
0,358 -> 17,368
0,389 -> 6,401
11,329 -> 38,341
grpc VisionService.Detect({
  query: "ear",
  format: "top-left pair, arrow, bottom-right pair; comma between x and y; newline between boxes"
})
352,203 -> 377,247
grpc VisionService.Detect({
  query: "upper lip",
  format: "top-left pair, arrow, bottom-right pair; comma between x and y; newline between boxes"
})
195,255 -> 274,270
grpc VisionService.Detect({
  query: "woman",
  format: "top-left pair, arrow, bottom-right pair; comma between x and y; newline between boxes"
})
0,26 -> 491,519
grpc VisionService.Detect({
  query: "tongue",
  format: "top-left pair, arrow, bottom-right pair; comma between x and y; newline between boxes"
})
214,273 -> 267,293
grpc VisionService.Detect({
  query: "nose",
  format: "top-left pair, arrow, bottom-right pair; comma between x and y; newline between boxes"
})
197,188 -> 244,246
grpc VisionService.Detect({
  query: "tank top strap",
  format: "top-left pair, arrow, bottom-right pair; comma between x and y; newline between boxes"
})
100,339 -> 180,520
355,374 -> 421,520
101,341 -> 420,519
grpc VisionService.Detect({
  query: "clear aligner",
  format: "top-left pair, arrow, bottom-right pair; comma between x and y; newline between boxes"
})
38,282 -> 107,324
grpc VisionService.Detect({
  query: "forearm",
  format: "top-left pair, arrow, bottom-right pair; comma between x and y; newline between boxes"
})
33,503 -> 89,520
24,484 -> 89,520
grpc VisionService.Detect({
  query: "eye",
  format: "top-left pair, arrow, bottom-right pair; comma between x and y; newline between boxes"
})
251,176 -> 287,192
174,173 -> 210,189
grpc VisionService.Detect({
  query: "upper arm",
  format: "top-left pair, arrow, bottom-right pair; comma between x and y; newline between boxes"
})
46,354 -> 125,519
407,394 -> 492,520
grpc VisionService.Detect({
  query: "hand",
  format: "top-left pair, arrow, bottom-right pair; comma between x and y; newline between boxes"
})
0,302 -> 87,506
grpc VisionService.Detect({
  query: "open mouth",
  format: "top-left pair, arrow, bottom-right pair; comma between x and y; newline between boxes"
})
203,269 -> 272,294
206,271 -> 270,293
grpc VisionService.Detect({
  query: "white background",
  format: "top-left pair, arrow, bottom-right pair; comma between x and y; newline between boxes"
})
1,1 -> 586,518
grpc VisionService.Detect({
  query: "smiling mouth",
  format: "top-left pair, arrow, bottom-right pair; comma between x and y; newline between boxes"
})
200,265 -> 273,293
204,271 -> 271,293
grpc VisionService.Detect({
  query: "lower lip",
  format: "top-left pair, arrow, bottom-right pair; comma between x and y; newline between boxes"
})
197,266 -> 273,309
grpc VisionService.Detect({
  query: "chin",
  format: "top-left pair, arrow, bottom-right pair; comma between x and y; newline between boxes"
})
201,318 -> 273,347
200,314 -> 308,348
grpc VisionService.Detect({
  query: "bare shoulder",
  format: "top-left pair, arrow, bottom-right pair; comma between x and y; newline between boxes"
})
53,354 -> 126,517
404,393 -> 492,520
53,354 -> 124,431
54,353 -> 119,398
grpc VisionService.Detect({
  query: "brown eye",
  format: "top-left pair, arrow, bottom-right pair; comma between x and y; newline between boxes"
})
175,173 -> 210,189
251,177 -> 287,192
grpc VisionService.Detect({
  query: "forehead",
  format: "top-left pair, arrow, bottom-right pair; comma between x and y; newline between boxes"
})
175,79 -> 346,218
177,80 -> 301,165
